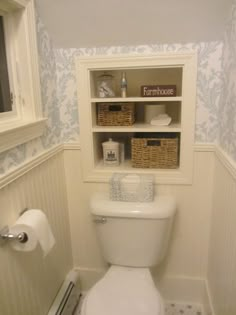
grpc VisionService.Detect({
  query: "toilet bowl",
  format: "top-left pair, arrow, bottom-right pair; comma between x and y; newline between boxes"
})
81,192 -> 176,315
81,266 -> 164,315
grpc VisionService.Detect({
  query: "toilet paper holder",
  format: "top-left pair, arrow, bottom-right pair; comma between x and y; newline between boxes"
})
0,226 -> 28,246
0,208 -> 29,246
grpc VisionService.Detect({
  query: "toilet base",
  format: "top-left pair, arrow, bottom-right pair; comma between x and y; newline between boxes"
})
81,266 -> 165,315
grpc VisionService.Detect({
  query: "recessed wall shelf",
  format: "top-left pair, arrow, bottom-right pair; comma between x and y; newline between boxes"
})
76,53 -> 197,184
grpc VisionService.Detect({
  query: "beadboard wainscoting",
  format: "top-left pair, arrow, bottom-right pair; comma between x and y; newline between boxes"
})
1,142 -> 235,315
207,148 -> 236,315
0,146 -> 73,315
63,143 -> 215,311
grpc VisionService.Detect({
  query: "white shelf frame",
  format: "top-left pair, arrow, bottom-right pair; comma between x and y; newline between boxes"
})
76,53 -> 197,184
92,123 -> 182,133
91,96 -> 183,103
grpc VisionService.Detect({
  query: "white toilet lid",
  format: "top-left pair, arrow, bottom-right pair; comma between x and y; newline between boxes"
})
82,266 -> 164,315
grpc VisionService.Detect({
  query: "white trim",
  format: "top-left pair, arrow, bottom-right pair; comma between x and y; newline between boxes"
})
0,143 -> 63,189
0,0 -> 45,153
77,51 -> 198,65
81,169 -> 191,185
1,142 -> 235,192
73,267 -> 105,292
64,142 -> 215,153
63,142 -> 81,150
215,146 -> 236,181
0,0 -> 28,13
91,96 -> 183,103
194,143 -> 216,152
63,142 -> 217,184
205,280 -> 216,315
77,52 -> 197,185
74,266 -> 210,307
158,275 -> 209,306
0,118 -> 47,153
23,0 -> 43,118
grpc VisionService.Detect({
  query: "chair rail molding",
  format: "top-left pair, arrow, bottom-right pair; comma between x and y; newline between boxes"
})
2,142 -> 234,191
0,144 -> 63,190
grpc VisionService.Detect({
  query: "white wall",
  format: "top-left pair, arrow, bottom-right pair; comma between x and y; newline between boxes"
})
207,150 -> 236,315
206,3 -> 236,314
36,0 -> 232,48
64,145 -> 214,304
0,150 -> 73,315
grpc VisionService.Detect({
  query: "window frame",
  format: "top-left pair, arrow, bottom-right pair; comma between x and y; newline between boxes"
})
0,16 -> 12,114
0,0 -> 46,154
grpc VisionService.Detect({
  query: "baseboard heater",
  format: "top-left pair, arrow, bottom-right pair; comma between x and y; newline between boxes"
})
48,270 -> 81,315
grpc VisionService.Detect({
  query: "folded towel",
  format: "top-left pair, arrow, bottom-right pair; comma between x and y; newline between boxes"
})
150,114 -> 172,126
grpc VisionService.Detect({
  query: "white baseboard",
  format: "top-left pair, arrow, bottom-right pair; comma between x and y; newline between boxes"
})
157,275 -> 207,306
75,266 -> 213,312
74,267 -> 106,292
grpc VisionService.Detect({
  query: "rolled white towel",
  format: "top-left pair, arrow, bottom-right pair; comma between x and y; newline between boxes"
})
150,114 -> 172,126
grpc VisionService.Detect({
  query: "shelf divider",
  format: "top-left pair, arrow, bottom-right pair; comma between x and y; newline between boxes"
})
92,123 -> 182,133
91,97 -> 183,103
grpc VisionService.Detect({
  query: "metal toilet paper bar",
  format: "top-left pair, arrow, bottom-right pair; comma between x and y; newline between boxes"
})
0,226 -> 28,246
0,208 -> 29,246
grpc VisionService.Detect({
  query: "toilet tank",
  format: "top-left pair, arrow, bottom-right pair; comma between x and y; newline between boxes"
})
90,192 -> 176,267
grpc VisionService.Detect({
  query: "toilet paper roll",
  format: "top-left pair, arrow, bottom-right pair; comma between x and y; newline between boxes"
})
144,104 -> 166,124
9,209 -> 55,257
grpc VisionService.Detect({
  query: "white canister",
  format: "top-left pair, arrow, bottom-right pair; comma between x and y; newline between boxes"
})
102,138 -> 120,166
144,104 -> 166,124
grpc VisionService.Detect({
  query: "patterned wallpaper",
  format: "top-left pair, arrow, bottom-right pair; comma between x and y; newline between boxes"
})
55,42 -> 223,144
218,0 -> 236,160
1,1 -> 236,175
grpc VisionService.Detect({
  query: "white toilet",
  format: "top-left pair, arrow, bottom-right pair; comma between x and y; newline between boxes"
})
81,192 -> 176,315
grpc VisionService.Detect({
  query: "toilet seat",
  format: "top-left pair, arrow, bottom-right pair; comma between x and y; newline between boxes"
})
81,266 -> 164,315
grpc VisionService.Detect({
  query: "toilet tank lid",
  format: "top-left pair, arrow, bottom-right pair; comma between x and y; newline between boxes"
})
90,192 -> 176,219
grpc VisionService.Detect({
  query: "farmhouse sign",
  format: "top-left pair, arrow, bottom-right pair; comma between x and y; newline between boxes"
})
141,85 -> 176,97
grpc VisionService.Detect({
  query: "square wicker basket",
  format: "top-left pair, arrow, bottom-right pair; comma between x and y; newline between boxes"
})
97,103 -> 135,126
131,134 -> 179,169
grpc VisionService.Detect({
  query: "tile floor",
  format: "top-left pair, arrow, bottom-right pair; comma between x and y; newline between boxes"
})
165,302 -> 205,315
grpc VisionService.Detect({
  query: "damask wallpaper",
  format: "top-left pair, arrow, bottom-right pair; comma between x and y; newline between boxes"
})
55,42 -> 223,144
0,1 -> 235,175
219,0 -> 236,160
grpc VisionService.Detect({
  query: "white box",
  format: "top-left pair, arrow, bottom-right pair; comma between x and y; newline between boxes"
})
110,173 -> 154,202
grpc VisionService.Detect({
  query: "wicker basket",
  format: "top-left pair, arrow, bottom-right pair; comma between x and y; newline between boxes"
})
131,134 -> 179,169
97,103 -> 135,126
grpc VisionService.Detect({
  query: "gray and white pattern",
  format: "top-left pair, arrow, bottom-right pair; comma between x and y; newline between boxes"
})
1,0 -> 236,175
54,41 -> 223,144
36,11 -> 61,149
218,0 -> 236,161
0,40 -> 225,174
54,49 -> 80,143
